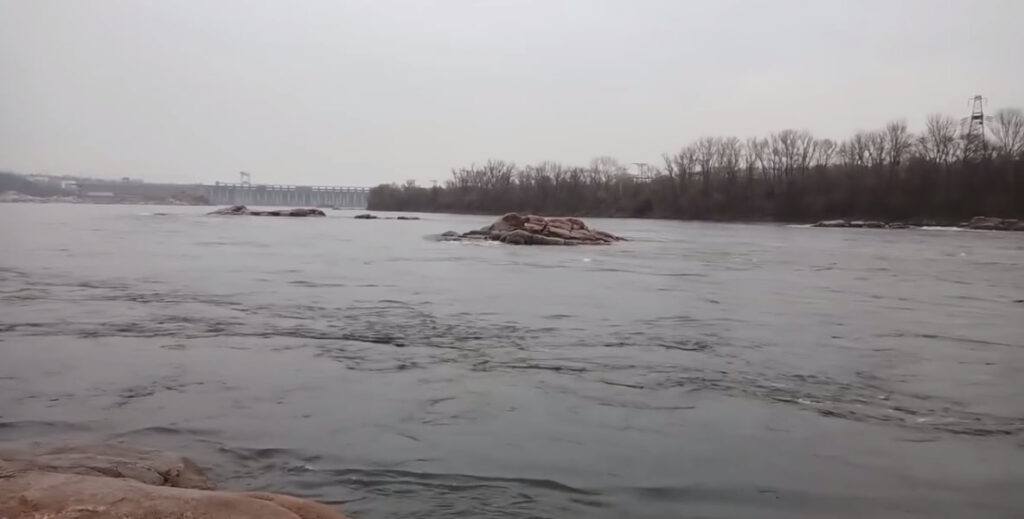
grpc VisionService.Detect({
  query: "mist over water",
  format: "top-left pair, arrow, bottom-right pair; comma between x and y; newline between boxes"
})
1,204 -> 1022,518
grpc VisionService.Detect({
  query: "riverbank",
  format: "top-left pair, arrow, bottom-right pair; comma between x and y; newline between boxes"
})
0,190 -> 200,206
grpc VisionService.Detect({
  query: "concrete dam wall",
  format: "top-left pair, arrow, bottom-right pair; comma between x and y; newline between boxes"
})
203,183 -> 370,208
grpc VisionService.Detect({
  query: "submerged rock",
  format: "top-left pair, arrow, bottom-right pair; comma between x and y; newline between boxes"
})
0,443 -> 348,519
354,214 -> 421,220
209,205 -> 326,217
444,213 -> 624,245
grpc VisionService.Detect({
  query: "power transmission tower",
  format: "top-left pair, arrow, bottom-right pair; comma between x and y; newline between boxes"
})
632,162 -> 651,182
963,95 -> 989,160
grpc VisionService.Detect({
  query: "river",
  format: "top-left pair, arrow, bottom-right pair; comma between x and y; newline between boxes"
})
1,203 -> 1022,518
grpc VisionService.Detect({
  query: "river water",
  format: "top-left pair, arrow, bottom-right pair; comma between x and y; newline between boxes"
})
1,204 -> 1022,518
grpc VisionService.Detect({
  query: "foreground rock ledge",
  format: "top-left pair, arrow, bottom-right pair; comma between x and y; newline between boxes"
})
0,443 -> 348,519
443,213 -> 625,245
209,205 -> 326,217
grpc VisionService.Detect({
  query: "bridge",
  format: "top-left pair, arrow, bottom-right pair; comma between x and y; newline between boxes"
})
204,183 -> 370,208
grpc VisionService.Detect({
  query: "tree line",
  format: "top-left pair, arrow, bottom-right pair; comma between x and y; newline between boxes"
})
368,108 -> 1024,222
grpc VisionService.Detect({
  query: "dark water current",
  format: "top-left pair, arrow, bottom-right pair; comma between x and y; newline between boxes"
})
1,204 -> 1023,518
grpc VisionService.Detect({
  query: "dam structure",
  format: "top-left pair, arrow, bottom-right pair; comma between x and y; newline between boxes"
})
203,182 -> 370,208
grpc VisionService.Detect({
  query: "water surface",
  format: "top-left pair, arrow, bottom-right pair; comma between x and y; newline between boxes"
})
1,204 -> 1022,518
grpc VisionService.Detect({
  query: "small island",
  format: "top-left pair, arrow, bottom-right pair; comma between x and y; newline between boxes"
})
442,213 -> 624,245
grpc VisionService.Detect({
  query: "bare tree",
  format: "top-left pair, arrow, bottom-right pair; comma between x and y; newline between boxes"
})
813,139 -> 837,168
768,130 -> 795,180
793,131 -> 816,173
719,137 -> 743,181
837,141 -> 856,167
917,114 -> 959,166
748,137 -> 771,182
847,132 -> 871,167
589,156 -> 628,178
693,136 -> 720,186
741,138 -> 761,182
663,147 -> 696,185
865,130 -> 888,167
990,108 -> 1024,158
884,120 -> 913,167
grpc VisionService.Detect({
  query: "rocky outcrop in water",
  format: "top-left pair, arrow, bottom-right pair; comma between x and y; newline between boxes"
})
0,443 -> 348,519
443,213 -> 624,245
209,205 -> 326,217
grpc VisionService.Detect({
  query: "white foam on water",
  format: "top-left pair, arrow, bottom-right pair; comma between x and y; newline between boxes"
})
921,226 -> 967,231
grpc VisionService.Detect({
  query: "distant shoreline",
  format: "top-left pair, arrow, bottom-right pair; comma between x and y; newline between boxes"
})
4,193 -> 1021,232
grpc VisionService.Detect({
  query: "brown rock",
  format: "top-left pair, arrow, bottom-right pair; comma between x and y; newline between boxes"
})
455,213 -> 624,245
0,443 -> 212,489
209,205 -> 250,215
0,443 -> 348,519
498,229 -> 569,245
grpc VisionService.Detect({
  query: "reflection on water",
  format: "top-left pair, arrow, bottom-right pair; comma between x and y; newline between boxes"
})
1,204 -> 1023,518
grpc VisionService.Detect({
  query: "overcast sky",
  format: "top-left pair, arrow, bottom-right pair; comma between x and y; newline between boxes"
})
1,0 -> 1021,186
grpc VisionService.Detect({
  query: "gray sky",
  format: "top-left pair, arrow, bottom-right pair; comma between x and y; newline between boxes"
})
1,0 -> 1022,186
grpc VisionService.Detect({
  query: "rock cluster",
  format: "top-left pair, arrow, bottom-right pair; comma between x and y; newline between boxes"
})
0,443 -> 348,519
444,213 -> 624,245
209,205 -> 326,217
